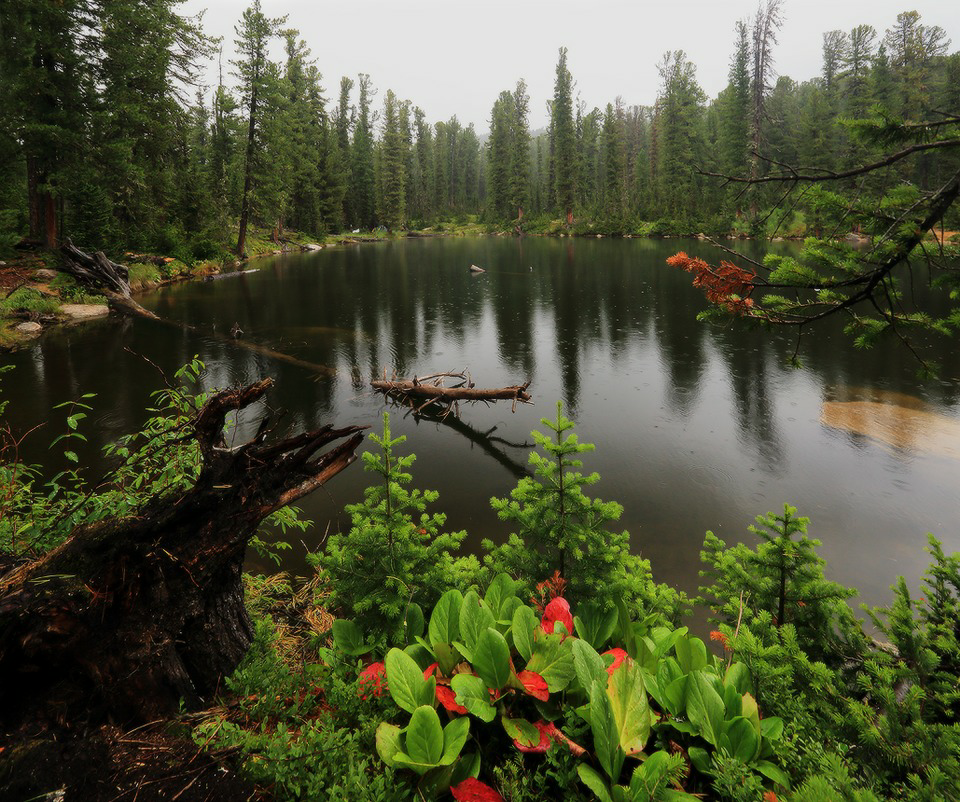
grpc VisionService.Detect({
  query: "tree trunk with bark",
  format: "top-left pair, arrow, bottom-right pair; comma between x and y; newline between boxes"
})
0,378 -> 365,727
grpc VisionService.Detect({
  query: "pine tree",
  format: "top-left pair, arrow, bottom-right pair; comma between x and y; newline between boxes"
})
601,101 -> 627,226
378,89 -> 407,231
349,74 -> 376,229
509,80 -> 530,222
482,402 -> 651,608
486,90 -> 514,221
232,0 -> 286,256
312,414 -> 472,640
698,504 -> 862,663
550,47 -> 577,225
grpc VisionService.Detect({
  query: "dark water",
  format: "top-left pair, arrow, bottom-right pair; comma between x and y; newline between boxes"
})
5,237 -> 960,613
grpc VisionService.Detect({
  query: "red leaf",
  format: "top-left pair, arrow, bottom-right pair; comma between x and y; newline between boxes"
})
602,648 -> 628,676
357,661 -> 387,700
541,597 -> 574,636
450,777 -> 505,802
514,720 -> 553,753
436,684 -> 468,714
516,670 -> 549,701
423,662 -> 439,679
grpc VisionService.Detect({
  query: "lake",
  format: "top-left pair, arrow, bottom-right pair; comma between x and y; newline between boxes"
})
5,236 -> 960,614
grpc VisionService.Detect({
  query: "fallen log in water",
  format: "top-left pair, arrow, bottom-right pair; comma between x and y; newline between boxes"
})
371,371 -> 532,416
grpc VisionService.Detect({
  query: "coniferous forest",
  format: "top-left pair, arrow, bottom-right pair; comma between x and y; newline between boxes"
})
2,1 -> 960,801
3,1 -> 958,257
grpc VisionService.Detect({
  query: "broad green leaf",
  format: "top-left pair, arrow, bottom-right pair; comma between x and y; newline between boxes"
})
741,693 -> 761,734
590,679 -> 625,782
722,682 -> 742,718
755,760 -> 791,789
331,619 -> 372,656
760,716 -> 784,741
526,633 -> 576,692
723,716 -> 760,763
472,628 -> 511,690
385,647 -> 435,714
405,705 -> 444,767
433,641 -> 460,676
499,596 -> 523,630
674,635 -> 708,673
607,659 -> 651,756
651,626 -> 687,659
662,674 -> 688,716
404,602 -> 425,642
512,605 -> 538,661
572,639 -> 607,692
685,671 -> 724,747
375,722 -> 403,766
460,591 -> 496,652
440,716 -> 471,765
484,573 -> 516,618
687,746 -> 711,776
615,598 -> 637,658
450,674 -> 497,722
574,603 -> 618,649
578,764 -> 614,802
429,589 -> 463,646
501,716 -> 539,747
724,662 -> 752,695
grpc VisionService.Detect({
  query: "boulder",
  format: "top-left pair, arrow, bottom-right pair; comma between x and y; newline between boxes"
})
15,321 -> 42,335
34,268 -> 58,281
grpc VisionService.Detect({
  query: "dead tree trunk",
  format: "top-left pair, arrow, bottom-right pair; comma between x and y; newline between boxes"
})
58,238 -> 159,320
0,378 -> 365,726
371,371 -> 533,417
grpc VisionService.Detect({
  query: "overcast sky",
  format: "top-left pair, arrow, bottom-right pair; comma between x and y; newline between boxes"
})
180,0 -> 958,133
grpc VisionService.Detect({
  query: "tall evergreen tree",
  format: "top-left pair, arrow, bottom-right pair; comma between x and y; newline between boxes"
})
349,74 -> 376,229
550,47 -> 577,225
232,0 -> 286,256
509,80 -> 531,221
378,89 -> 407,231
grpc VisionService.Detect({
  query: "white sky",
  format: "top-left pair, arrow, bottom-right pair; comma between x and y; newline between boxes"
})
180,0 -> 959,133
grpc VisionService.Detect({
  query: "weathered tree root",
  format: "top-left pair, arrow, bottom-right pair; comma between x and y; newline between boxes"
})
371,370 -> 533,417
0,378 -> 366,727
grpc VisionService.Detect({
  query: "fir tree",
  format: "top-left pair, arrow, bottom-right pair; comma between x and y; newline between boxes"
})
482,402 -> 653,609
378,89 -> 407,231
312,414 -> 474,641
550,47 -> 577,225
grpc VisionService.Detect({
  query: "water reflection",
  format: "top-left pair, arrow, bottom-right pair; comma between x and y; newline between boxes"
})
3,237 -> 959,614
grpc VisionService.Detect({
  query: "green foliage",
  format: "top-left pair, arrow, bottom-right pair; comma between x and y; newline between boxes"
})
699,504 -> 865,665
311,413 -> 477,644
483,402 -> 680,618
0,287 -> 60,319
352,577 -> 787,801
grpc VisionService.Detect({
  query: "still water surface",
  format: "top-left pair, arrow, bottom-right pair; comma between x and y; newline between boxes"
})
6,237 -> 960,612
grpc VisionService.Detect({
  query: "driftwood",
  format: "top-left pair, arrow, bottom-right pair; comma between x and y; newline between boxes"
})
0,378 -> 365,727
371,371 -> 532,417
59,238 -> 159,320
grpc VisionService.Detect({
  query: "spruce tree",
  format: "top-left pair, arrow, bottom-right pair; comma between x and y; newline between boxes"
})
378,89 -> 407,231
550,47 -> 577,225
482,402 -> 652,609
232,0 -> 286,256
509,80 -> 531,222
312,414 -> 473,641
349,74 -> 376,229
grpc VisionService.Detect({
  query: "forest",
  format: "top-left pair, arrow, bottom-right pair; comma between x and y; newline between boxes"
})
2,0 -> 960,801
2,1 -> 958,258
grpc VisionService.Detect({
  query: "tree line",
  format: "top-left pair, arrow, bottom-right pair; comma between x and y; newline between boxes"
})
1,0 -> 957,259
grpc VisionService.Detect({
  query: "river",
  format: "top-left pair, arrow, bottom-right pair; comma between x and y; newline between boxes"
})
4,236 -> 960,613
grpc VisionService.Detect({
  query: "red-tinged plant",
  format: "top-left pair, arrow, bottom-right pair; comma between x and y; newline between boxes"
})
666,251 -> 756,314
603,647 -> 628,675
709,630 -> 731,650
516,669 -> 549,701
450,777 -> 505,802
532,570 -> 568,613
513,720 -> 586,756
541,596 -> 574,636
436,684 -> 468,714
357,661 -> 387,699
